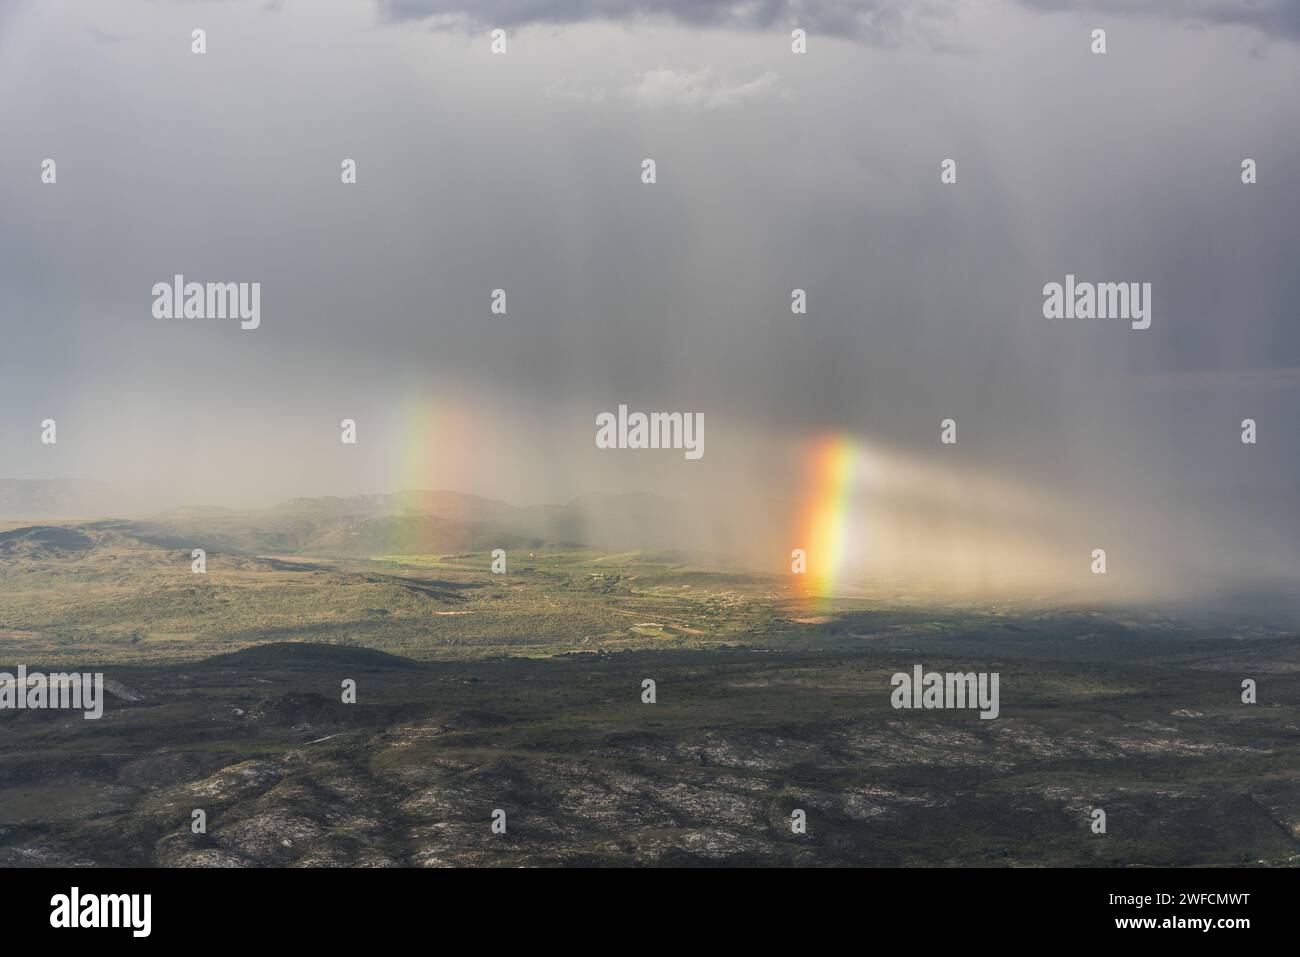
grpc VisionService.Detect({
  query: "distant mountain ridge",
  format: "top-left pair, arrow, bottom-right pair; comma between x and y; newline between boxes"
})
0,479 -> 129,518
0,480 -> 719,558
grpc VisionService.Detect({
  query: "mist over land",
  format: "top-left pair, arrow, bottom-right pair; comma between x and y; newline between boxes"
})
2,476 -> 1297,868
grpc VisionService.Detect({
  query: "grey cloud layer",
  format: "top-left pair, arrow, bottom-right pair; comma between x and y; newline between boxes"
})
1018,0 -> 1300,40
377,0 -> 1300,39
377,0 -> 915,43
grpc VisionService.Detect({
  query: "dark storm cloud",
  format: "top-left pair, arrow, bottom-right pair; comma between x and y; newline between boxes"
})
376,0 -> 913,43
376,0 -> 1300,41
1016,0 -> 1300,41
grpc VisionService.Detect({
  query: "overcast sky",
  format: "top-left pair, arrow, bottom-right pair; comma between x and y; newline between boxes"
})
1,0 -> 1296,594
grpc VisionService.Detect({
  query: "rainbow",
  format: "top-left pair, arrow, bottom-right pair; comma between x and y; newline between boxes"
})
795,434 -> 862,597
391,395 -> 478,502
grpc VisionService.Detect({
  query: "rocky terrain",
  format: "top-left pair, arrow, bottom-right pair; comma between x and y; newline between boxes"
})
2,638 -> 1296,867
